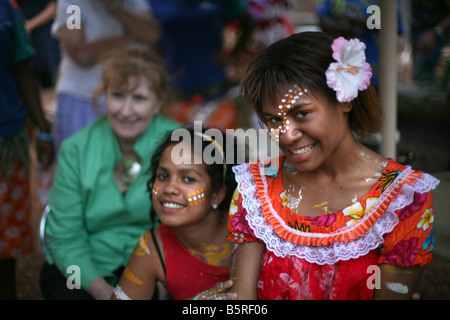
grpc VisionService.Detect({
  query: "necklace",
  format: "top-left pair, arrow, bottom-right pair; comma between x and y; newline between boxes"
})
121,157 -> 141,187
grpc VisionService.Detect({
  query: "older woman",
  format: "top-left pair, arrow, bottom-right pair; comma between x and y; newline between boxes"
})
39,48 -> 179,300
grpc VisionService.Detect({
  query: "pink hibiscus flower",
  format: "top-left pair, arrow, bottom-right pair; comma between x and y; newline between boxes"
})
307,213 -> 336,227
383,238 -> 419,267
231,207 -> 255,237
398,192 -> 427,221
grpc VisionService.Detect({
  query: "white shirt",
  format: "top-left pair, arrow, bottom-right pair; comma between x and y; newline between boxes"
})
52,0 -> 151,99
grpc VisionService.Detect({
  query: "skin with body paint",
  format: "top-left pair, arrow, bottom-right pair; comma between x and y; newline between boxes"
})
230,86 -> 424,300
111,139 -> 236,300
227,32 -> 431,301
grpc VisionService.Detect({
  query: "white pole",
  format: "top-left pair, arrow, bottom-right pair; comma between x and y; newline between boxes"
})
379,0 -> 398,159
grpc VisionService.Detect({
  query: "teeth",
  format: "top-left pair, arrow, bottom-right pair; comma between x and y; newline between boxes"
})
162,202 -> 184,208
291,145 -> 313,155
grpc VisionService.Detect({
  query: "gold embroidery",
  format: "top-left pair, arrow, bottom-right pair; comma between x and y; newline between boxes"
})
188,243 -> 231,266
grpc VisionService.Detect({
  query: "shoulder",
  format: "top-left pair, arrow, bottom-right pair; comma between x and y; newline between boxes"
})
60,117 -> 110,152
58,117 -> 114,165
378,159 -> 439,199
152,114 -> 181,129
135,115 -> 180,154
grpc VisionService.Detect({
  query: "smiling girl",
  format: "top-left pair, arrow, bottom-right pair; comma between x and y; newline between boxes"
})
227,32 -> 440,300
111,127 -> 238,300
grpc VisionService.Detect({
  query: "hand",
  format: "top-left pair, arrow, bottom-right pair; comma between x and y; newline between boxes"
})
191,280 -> 237,300
89,277 -> 114,300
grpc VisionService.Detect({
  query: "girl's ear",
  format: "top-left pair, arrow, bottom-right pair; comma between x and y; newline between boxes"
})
339,101 -> 352,113
211,185 -> 227,209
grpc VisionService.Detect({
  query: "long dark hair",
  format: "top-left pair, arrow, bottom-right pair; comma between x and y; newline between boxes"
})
147,126 -> 238,225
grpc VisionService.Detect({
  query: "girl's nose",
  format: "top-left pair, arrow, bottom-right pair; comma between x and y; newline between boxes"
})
280,121 -> 303,145
164,178 -> 180,195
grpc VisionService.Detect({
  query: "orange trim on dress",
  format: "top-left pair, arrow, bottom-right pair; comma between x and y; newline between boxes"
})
249,159 -> 422,247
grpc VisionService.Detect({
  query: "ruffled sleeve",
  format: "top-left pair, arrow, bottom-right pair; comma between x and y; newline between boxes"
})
227,187 -> 260,244
378,188 -> 435,267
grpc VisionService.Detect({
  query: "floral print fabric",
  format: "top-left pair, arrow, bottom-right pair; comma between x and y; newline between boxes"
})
227,157 -> 439,299
0,157 -> 33,259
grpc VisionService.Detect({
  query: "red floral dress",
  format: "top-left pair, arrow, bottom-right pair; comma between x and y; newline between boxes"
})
228,156 -> 439,300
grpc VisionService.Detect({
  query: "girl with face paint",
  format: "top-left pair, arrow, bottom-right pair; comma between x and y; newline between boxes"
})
227,32 -> 440,300
112,127 -> 238,300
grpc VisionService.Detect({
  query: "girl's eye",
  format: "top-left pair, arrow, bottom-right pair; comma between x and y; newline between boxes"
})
182,176 -> 196,183
156,173 -> 168,180
295,111 -> 308,119
268,117 -> 282,124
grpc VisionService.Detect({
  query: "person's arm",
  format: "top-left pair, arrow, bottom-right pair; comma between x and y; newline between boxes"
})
373,265 -> 423,300
13,59 -> 54,168
57,25 -> 132,67
111,231 -> 164,300
46,142 -> 103,293
102,0 -> 160,46
25,2 -> 56,33
374,187 -> 436,300
228,242 -> 265,300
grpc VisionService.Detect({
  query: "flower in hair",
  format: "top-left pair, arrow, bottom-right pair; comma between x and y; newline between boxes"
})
325,37 -> 372,102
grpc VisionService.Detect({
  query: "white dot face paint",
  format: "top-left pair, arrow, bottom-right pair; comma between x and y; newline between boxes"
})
385,282 -> 409,295
268,85 -> 308,143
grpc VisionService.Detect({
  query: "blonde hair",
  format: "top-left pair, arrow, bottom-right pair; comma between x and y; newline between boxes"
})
94,48 -> 170,109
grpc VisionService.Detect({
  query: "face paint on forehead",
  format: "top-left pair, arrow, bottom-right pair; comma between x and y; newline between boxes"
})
269,85 -> 309,143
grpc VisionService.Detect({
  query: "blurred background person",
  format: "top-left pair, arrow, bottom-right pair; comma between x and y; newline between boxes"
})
51,0 -> 160,158
315,0 -> 382,87
148,0 -> 254,131
39,48 -> 179,300
16,0 -> 60,90
410,0 -> 450,84
231,0 -> 295,129
0,0 -> 54,300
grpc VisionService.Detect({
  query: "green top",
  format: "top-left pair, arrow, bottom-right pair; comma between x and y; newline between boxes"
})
45,114 -> 180,291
